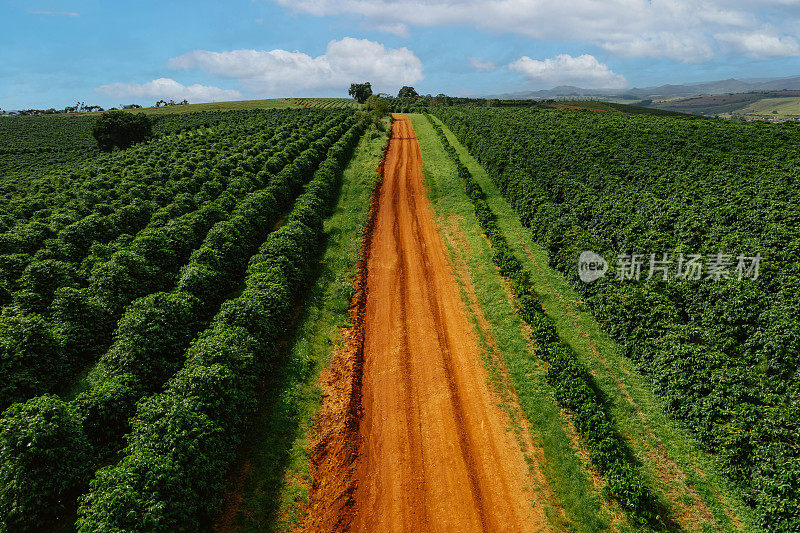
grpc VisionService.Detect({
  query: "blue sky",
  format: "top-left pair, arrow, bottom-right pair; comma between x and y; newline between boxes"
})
2,0 -> 800,109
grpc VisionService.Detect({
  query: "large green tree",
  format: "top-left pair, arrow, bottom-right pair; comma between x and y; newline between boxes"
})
364,95 -> 390,128
92,111 -> 152,152
398,86 -> 418,98
348,82 -> 373,103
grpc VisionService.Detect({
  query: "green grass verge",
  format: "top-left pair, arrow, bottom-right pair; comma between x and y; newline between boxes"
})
424,112 -> 664,526
408,113 -> 617,532
216,119 -> 389,532
421,113 -> 761,532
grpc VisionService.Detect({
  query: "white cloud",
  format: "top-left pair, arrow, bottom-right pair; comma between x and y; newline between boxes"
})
167,37 -> 423,95
271,0 -> 800,62
509,54 -> 628,88
598,33 -> 716,62
716,31 -> 800,58
469,57 -> 497,71
376,22 -> 409,36
28,10 -> 79,16
94,78 -> 243,103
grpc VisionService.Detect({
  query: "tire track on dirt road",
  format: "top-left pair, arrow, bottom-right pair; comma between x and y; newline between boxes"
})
308,115 -> 547,532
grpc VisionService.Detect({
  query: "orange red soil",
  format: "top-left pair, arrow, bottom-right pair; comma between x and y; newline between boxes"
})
307,115 -> 543,532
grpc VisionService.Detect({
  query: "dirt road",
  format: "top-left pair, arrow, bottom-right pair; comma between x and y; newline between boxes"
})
309,115 -> 543,532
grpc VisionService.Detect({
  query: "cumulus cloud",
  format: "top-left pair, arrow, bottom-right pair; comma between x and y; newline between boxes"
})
509,54 -> 628,88
598,33 -> 716,62
95,78 -> 243,102
716,31 -> 800,58
469,57 -> 497,71
167,37 -> 423,95
271,0 -> 800,62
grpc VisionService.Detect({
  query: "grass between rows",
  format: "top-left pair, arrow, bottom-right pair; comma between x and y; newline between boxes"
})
216,119 -> 389,532
416,113 -> 760,532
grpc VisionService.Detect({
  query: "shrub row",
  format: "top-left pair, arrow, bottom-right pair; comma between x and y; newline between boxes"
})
0,115 -> 275,257
435,106 -> 800,529
0,115 -> 362,533
79,115 -> 361,454
425,114 -> 658,525
4,128 -> 282,313
0,395 -> 90,532
0,113 -> 347,410
75,119 -> 367,531
0,109 -> 327,233
1,116 -> 308,310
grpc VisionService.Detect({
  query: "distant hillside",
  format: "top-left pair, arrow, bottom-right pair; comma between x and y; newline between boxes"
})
488,75 -> 800,101
737,96 -> 800,117
487,75 -> 800,118
541,100 -> 700,118
648,91 -> 800,116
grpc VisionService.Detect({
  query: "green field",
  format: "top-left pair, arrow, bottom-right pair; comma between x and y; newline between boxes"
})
0,106 -> 371,531
409,113 -> 612,530
49,97 -> 361,116
0,99 -> 797,532
646,91 -> 800,118
215,119 -> 389,531
435,105 -> 800,530
415,113 -> 757,531
292,97 -> 361,109
738,96 -> 800,116
8,0 -> 800,528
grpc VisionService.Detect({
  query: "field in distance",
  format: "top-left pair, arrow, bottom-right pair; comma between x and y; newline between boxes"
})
648,90 -> 800,118
40,97 -> 362,116
734,95 -> 800,117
